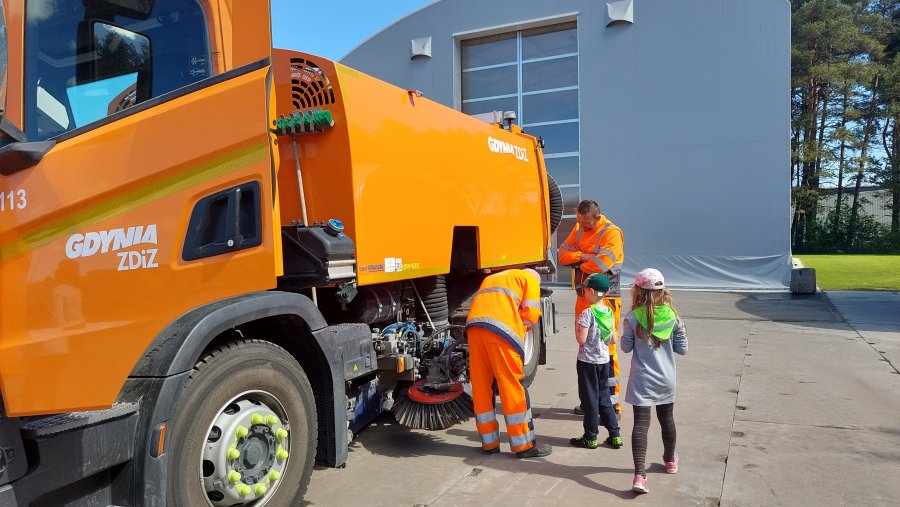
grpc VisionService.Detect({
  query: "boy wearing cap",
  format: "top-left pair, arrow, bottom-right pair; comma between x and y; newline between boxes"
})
569,273 -> 623,449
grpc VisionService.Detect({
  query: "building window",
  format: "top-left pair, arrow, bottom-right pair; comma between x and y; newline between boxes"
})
461,22 -> 579,282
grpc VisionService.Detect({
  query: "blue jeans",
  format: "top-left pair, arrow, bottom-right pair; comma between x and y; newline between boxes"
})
576,360 -> 620,440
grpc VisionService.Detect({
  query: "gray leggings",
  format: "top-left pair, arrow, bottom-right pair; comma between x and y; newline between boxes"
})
632,403 -> 676,477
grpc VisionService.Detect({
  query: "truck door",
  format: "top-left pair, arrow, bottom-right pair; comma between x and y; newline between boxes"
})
0,0 -> 279,415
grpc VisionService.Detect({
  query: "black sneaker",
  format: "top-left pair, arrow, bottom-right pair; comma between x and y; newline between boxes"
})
516,443 -> 552,458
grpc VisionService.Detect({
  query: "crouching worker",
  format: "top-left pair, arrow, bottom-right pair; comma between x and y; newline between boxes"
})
466,268 -> 552,458
570,274 -> 622,450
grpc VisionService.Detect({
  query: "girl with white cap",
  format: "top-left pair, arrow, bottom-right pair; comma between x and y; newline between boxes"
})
620,268 -> 688,494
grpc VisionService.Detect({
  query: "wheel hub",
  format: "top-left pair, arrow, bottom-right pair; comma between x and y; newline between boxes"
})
234,426 -> 277,484
201,395 -> 290,506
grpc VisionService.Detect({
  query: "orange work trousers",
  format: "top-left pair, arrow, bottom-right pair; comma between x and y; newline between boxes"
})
575,295 -> 621,412
468,328 -> 535,453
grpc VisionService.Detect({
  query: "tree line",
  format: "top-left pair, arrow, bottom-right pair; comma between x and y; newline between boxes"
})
791,0 -> 899,253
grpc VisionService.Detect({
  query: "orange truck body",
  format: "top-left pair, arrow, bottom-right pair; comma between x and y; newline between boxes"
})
273,51 -> 550,286
0,0 -> 555,504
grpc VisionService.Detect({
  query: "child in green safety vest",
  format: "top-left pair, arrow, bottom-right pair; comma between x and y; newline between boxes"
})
621,268 -> 688,495
569,273 -> 622,450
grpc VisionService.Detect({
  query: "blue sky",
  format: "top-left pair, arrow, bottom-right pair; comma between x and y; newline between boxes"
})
271,0 -> 433,61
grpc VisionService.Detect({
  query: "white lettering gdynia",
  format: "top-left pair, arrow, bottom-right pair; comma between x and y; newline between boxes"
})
487,136 -> 529,162
65,225 -> 159,271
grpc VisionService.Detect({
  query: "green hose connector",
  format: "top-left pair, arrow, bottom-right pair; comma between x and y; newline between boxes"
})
227,447 -> 240,461
276,428 -> 289,442
236,425 -> 249,439
227,470 -> 242,484
254,483 -> 268,496
272,110 -> 335,134
276,445 -> 289,461
266,415 -> 279,426
236,483 -> 251,496
251,413 -> 265,425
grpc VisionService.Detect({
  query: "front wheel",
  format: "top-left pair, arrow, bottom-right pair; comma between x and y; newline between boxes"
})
166,339 -> 317,507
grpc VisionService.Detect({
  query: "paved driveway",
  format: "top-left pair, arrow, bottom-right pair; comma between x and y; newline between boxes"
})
304,289 -> 900,506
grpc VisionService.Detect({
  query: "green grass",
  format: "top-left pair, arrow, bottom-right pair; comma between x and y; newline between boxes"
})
797,255 -> 900,291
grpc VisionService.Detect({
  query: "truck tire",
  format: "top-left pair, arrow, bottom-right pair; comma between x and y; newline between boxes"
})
166,339 -> 317,507
522,318 -> 544,388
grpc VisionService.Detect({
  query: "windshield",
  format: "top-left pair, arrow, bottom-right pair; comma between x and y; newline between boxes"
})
0,3 -> 8,117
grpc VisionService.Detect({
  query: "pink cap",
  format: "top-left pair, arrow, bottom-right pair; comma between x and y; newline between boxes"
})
634,268 -> 665,290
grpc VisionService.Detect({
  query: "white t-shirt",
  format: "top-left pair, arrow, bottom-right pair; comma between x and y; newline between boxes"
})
576,307 -> 613,364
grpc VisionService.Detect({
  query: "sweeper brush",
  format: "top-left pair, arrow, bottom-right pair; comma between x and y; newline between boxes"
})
392,380 -> 474,430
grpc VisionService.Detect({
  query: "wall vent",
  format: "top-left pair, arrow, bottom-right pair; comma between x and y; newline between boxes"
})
289,57 -> 336,109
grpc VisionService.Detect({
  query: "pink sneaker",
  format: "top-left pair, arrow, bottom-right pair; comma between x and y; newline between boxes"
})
664,453 -> 679,474
632,474 -> 649,494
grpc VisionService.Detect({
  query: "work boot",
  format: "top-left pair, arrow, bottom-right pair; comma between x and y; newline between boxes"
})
482,446 -> 500,455
516,443 -> 552,458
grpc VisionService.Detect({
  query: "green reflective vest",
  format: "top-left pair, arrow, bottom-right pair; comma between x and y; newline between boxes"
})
633,305 -> 677,340
589,304 -> 615,343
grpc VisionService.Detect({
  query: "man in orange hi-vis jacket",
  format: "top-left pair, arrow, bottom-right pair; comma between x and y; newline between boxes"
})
558,200 -> 624,416
466,268 -> 552,458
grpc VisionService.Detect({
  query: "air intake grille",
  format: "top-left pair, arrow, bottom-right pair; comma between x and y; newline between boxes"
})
290,57 -> 335,109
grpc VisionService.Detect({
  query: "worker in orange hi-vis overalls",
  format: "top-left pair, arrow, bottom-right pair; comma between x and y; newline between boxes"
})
465,268 -> 552,458
558,199 -> 624,417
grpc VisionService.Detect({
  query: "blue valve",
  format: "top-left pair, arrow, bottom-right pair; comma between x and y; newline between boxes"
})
326,219 -> 345,237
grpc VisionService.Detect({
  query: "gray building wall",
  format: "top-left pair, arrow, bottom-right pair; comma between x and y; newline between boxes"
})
343,0 -> 792,289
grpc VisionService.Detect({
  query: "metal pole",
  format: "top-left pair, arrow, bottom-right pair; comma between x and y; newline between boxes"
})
291,133 -> 317,306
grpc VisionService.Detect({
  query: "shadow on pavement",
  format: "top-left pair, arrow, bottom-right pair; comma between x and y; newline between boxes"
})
349,414 -> 476,459
352,420 -> 637,500
532,406 -> 583,422
732,292 -> 842,323
464,453 -> 636,499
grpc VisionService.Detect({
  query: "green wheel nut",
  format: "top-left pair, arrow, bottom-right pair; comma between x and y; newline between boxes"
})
251,413 -> 264,425
266,415 -> 279,426
227,470 -> 241,484
276,445 -> 289,460
227,447 -> 240,460
236,483 -> 251,496
276,428 -> 289,441
236,425 -> 249,438
269,470 -> 281,482
254,483 -> 267,495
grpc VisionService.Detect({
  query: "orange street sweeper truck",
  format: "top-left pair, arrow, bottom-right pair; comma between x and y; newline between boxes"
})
0,1 -> 563,505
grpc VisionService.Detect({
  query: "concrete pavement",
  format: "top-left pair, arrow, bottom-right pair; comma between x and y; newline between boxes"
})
303,289 -> 900,506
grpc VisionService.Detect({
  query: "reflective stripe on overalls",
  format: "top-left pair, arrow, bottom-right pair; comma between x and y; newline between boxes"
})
466,270 -> 541,453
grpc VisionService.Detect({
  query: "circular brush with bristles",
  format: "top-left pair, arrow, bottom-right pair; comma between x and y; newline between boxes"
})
392,380 -> 474,430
